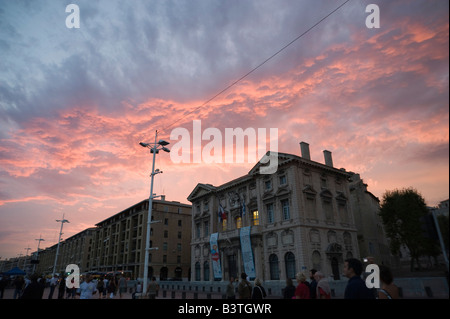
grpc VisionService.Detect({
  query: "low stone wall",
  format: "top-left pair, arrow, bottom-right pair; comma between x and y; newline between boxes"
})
154,277 -> 449,299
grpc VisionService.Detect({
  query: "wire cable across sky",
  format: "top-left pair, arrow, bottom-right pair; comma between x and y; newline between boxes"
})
160,0 -> 351,134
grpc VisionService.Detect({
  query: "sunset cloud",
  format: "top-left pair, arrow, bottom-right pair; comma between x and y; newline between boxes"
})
0,0 -> 448,259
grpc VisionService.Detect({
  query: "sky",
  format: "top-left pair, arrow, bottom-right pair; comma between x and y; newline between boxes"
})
0,0 -> 448,260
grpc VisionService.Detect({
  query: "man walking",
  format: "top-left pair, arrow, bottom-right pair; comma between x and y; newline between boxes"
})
343,258 -> 375,299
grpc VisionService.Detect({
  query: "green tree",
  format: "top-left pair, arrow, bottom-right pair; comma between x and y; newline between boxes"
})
378,187 -> 436,271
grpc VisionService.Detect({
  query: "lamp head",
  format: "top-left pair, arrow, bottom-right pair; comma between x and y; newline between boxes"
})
158,140 -> 170,146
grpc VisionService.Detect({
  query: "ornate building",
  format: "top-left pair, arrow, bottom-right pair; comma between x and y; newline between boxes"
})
188,142 -> 361,282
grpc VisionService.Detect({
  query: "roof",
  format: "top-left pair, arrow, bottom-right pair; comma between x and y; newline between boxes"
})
187,151 -> 351,202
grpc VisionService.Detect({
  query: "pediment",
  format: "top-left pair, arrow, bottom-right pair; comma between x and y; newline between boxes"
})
248,152 -> 298,175
276,187 -> 290,196
303,185 -> 317,196
335,192 -> 347,202
187,183 -> 216,202
320,189 -> 333,199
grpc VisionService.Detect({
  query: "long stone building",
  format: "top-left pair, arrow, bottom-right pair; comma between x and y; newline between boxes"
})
188,142 -> 363,282
33,197 -> 192,281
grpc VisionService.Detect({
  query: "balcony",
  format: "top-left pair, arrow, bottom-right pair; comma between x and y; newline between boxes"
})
218,225 -> 262,242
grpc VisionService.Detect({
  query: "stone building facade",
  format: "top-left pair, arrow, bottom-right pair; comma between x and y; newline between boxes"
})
89,198 -> 192,280
348,173 -> 392,266
188,142 -> 361,282
31,198 -> 192,280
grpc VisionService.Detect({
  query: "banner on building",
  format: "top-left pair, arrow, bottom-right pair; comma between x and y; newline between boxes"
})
210,233 -> 222,280
240,226 -> 256,279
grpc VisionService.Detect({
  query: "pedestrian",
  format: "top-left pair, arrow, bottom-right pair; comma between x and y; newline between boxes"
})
102,276 -> 108,299
133,281 -> 142,299
13,275 -> 25,299
377,265 -> 399,299
78,274 -> 97,299
37,275 -> 46,298
48,274 -> 58,299
108,276 -> 117,299
66,277 -> 76,299
0,276 -> 8,299
238,272 -> 252,299
20,274 -> 42,299
294,272 -> 310,299
118,274 -> 127,298
309,269 -> 318,299
343,258 -> 375,299
96,277 -> 104,299
58,276 -> 66,299
146,276 -> 159,299
226,276 -> 236,299
283,278 -> 296,299
314,271 -> 331,299
251,278 -> 267,299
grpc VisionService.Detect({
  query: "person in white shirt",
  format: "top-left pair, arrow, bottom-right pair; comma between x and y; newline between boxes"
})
78,275 -> 97,299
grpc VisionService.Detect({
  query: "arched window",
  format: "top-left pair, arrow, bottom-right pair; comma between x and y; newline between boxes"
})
312,251 -> 321,271
203,261 -> 210,281
269,254 -> 280,280
285,252 -> 296,279
160,267 -> 168,281
195,262 -> 201,281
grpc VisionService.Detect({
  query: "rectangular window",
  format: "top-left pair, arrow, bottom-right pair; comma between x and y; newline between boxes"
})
252,210 -> 259,226
281,199 -> 290,220
265,180 -> 272,190
279,175 -> 287,185
222,219 -> 227,231
236,217 -> 242,229
204,221 -> 209,237
196,223 -> 201,238
266,203 -> 274,224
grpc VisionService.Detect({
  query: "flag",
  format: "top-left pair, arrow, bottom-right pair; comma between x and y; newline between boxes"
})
218,203 -> 227,222
240,199 -> 246,217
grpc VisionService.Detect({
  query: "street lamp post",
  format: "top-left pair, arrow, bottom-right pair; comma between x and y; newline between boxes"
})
140,130 -> 170,295
52,214 -> 70,276
33,236 -> 45,274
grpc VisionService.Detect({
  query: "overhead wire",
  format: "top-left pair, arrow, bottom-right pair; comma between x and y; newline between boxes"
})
158,0 -> 352,135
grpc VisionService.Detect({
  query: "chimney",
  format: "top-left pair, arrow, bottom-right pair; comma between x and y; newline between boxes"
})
323,150 -> 333,167
300,142 -> 311,160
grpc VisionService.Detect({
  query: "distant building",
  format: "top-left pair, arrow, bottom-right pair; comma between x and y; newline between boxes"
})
188,142 -> 363,282
32,197 -> 192,280
35,228 -> 96,275
89,197 -> 192,280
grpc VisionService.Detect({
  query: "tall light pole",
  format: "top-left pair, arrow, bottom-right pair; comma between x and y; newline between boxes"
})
139,130 -> 170,295
52,214 -> 70,276
33,235 -> 45,274
24,246 -> 31,270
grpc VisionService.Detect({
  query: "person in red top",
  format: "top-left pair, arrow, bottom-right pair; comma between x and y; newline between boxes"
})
294,272 -> 310,299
